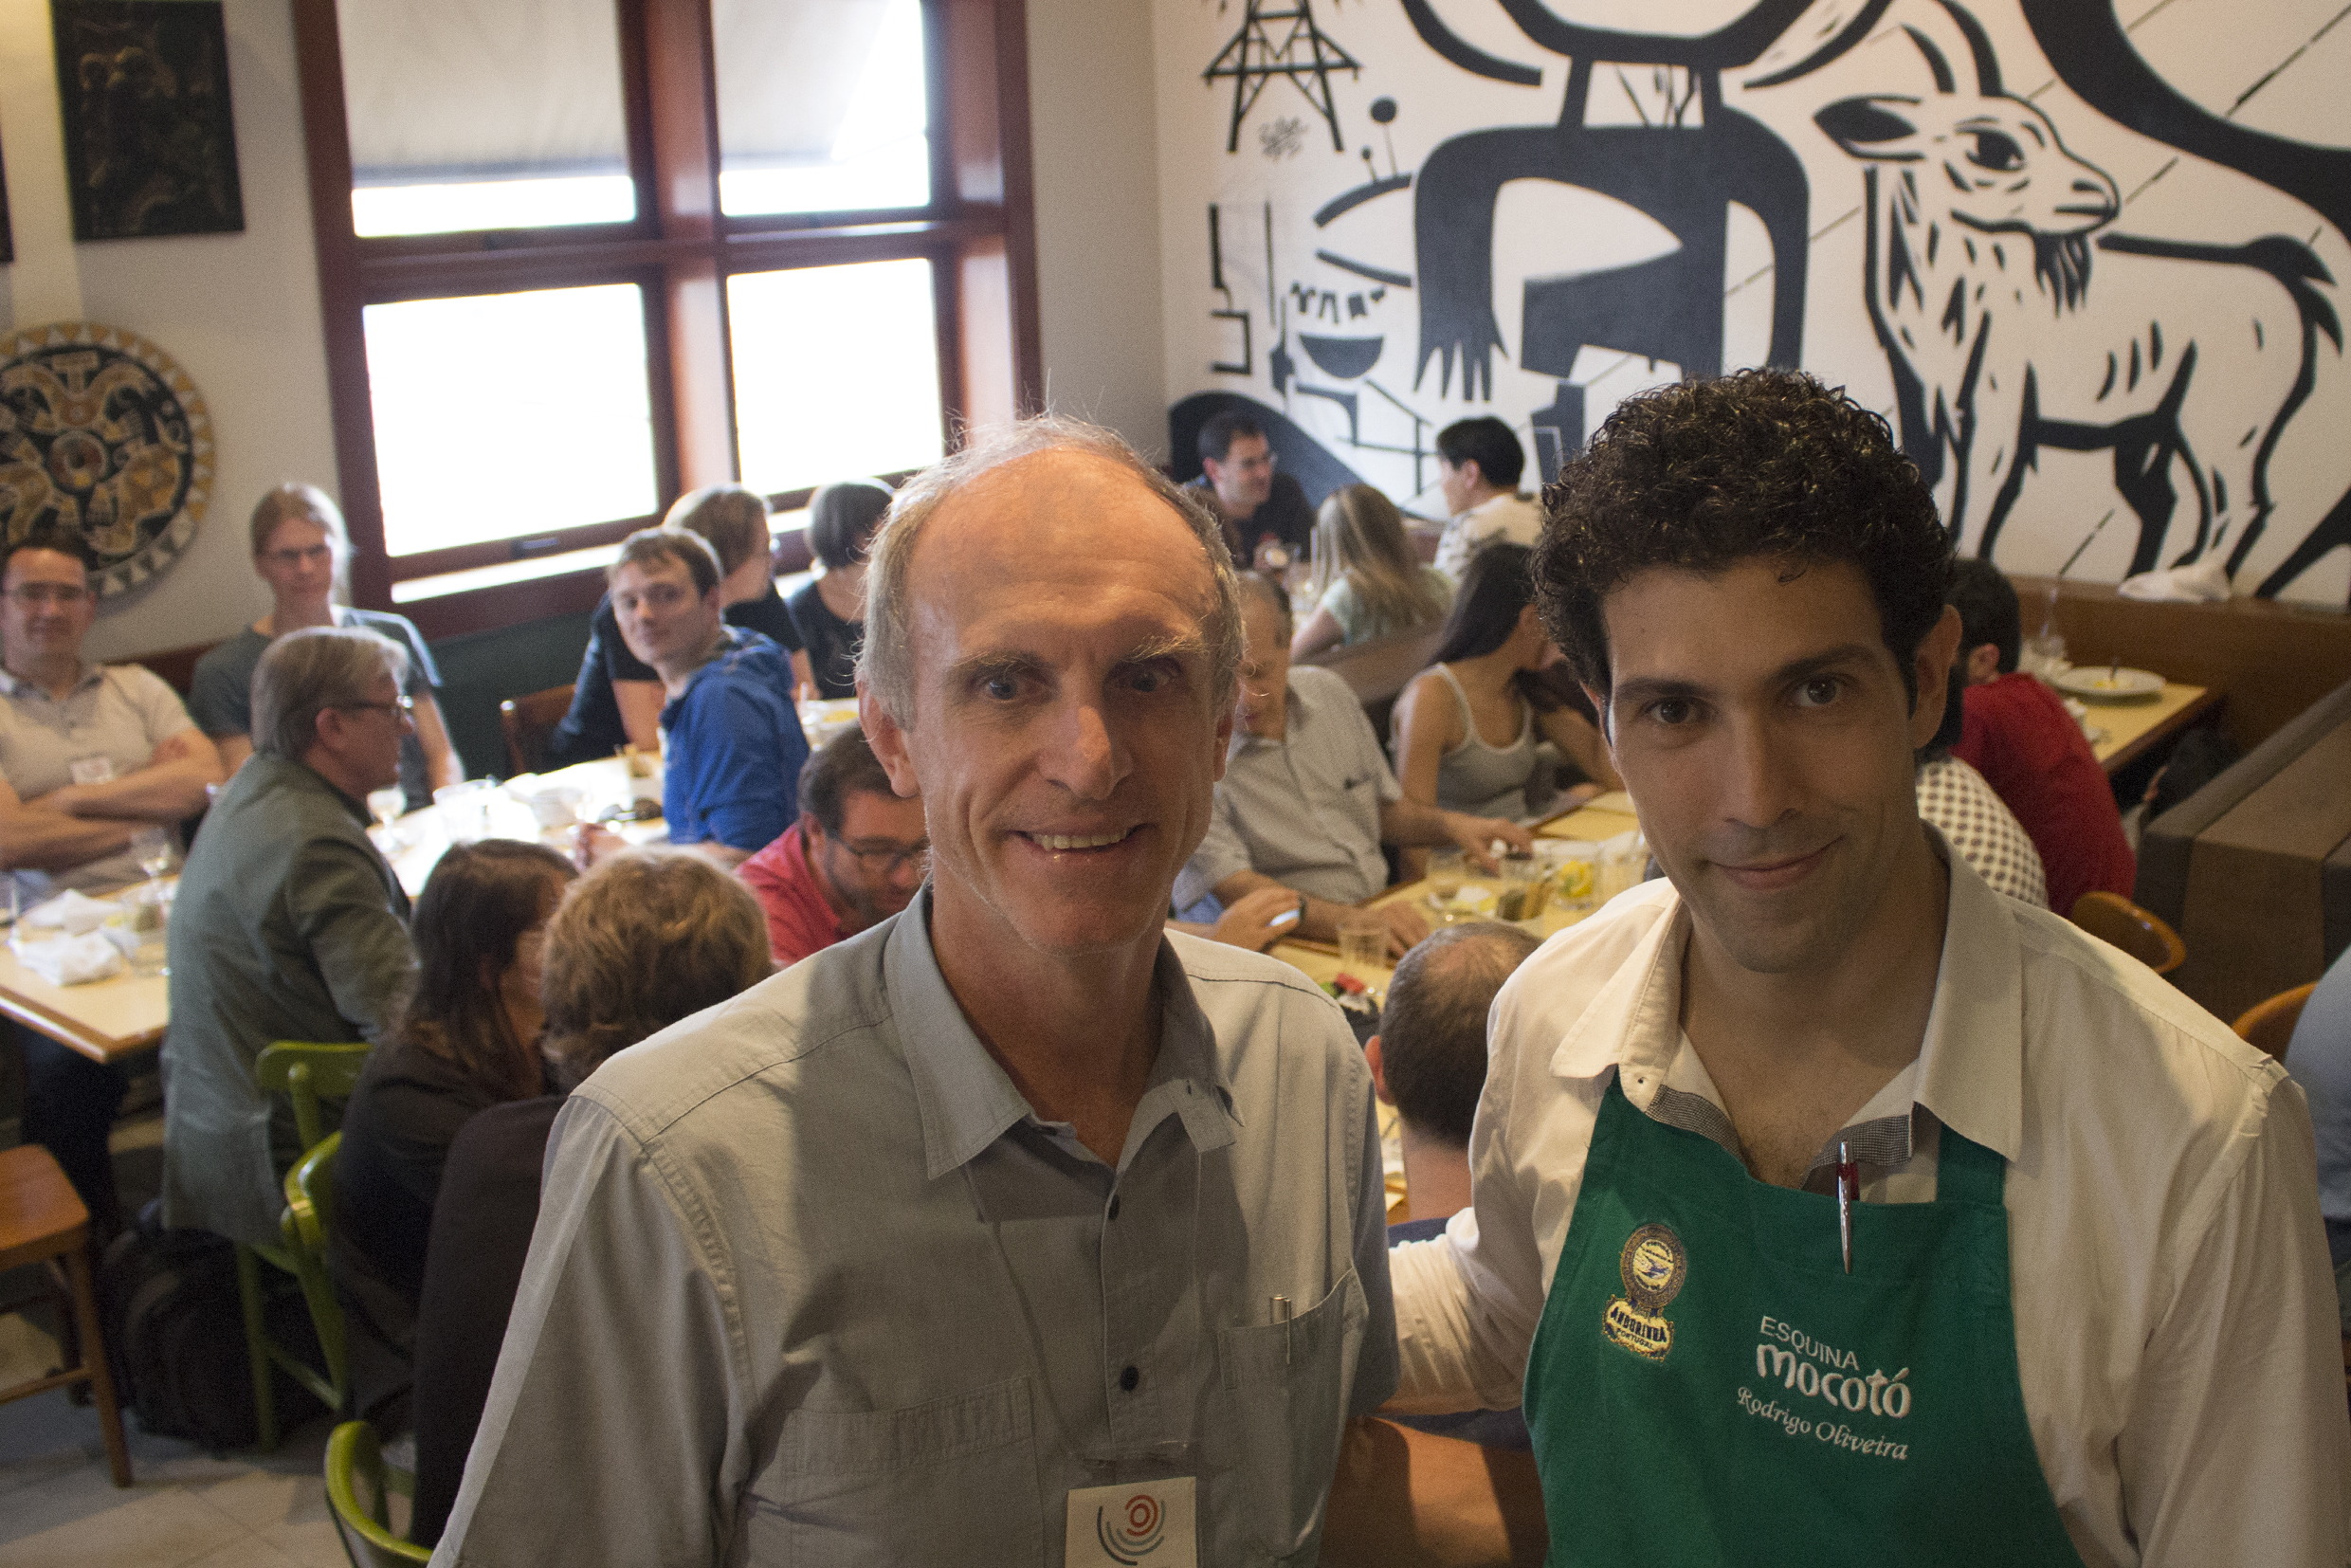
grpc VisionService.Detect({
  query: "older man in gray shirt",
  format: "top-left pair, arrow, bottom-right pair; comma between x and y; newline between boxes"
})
1176,576 -> 1529,957
436,419 -> 1395,1567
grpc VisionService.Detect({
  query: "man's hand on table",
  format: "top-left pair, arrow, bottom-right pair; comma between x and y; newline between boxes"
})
1446,814 -> 1533,873
1208,885 -> 1306,952
1378,897 -> 1431,957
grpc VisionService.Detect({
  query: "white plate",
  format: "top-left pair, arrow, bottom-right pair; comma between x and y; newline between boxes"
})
2052,665 -> 2164,702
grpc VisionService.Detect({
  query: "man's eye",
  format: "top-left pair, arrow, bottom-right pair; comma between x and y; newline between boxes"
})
1127,665 -> 1170,694
1649,699 -> 1694,726
981,674 -> 1019,701
1794,677 -> 1841,707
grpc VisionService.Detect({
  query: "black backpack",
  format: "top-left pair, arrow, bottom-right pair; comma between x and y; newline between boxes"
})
99,1200 -> 325,1451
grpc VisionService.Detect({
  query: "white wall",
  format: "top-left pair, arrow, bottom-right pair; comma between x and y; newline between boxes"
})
1025,0 -> 1168,458
0,0 -> 340,661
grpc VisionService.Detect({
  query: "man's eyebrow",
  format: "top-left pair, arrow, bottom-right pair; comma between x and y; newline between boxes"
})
1610,644 -> 1886,705
1121,630 -> 1205,666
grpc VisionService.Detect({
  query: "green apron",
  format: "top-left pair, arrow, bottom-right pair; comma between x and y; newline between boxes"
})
1521,1077 -> 2086,1567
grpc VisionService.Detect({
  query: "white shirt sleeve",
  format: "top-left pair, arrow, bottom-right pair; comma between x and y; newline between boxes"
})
433,1097 -> 748,1568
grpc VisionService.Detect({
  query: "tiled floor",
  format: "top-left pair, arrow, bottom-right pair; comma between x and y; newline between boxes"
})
1,1095 -> 381,1567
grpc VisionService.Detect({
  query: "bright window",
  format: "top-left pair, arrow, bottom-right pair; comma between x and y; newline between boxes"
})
363,285 -> 659,556
728,259 -> 945,495
714,0 -> 931,217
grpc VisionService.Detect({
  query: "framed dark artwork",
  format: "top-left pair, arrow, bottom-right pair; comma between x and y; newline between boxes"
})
51,0 -> 245,242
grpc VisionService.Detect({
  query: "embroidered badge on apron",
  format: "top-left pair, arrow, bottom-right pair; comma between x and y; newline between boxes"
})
1600,1221 -> 1686,1361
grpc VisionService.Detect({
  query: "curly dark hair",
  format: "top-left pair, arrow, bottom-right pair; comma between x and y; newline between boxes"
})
1533,368 -> 1952,708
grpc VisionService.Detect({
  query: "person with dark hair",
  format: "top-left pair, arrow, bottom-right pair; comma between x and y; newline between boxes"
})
545,487 -> 813,767
785,479 -> 892,700
580,528 -> 808,869
409,850 -> 772,1548
0,530 -> 225,1232
163,628 -> 417,1249
1290,483 -> 1454,658
1365,369 -> 2346,1560
1187,409 -> 1316,567
1369,921 -> 1540,1453
1944,557 -> 2133,917
1175,574 -> 1533,957
1431,416 -> 1540,580
330,839 -> 575,1345
734,726 -> 926,965
190,483 -> 463,811
1914,662 -> 2046,905
1390,543 -> 1616,863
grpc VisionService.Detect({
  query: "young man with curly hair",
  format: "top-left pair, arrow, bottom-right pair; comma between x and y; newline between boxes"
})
1353,369 -> 2346,1565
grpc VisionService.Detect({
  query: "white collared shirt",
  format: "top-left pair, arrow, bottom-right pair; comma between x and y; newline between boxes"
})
1431,492 -> 1542,580
1388,852 -> 2349,1566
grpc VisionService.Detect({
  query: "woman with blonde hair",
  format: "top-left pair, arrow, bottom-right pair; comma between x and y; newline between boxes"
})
1289,483 -> 1453,659
189,483 -> 464,810
408,849 -> 771,1546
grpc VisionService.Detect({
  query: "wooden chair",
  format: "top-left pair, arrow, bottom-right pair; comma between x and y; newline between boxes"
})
325,1419 -> 430,1565
2233,981 -> 2319,1064
2069,892 -> 2187,976
0,1145 -> 131,1486
238,1041 -> 371,1449
499,684 -> 576,776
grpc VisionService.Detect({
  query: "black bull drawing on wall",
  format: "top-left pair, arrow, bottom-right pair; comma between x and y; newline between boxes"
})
1376,0 -> 2351,600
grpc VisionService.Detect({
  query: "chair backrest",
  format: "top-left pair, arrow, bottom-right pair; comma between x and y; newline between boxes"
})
284,1131 -> 338,1255
2069,892 -> 2188,975
500,683 -> 576,776
325,1419 -> 430,1565
256,1042 -> 372,1152
2233,981 -> 2319,1064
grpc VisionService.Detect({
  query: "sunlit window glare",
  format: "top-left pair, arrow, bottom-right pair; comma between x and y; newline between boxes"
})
364,284 -> 659,556
353,173 -> 635,238
718,0 -> 930,216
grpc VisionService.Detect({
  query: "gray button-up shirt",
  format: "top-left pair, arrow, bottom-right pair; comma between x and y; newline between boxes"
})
1176,665 -> 1400,912
435,891 -> 1396,1568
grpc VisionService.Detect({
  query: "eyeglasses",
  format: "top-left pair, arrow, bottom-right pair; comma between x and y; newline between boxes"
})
838,838 -> 929,875
338,695 -> 415,720
262,543 -> 337,569
5,584 -> 92,607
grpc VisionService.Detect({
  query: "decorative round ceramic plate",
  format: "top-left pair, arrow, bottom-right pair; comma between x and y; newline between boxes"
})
2052,665 -> 2165,702
0,321 -> 213,597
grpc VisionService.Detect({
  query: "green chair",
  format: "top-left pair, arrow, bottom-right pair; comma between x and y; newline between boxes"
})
325,1418 -> 430,1566
237,1041 -> 371,1449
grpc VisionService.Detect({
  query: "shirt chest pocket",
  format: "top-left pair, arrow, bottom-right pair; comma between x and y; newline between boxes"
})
744,1377 -> 1042,1566
1212,1268 -> 1368,1566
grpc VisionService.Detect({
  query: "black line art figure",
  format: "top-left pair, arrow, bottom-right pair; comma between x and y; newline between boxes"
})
1400,0 -> 1541,85
2018,0 -> 2351,601
1407,3 -> 1814,475
1817,2 -> 2341,584
1204,0 -> 1361,155
1208,205 -> 1254,375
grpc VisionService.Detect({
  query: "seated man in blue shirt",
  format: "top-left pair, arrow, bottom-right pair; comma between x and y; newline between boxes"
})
585,528 -> 808,870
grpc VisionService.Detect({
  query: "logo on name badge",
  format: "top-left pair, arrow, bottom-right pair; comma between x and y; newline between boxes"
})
1601,1222 -> 1687,1361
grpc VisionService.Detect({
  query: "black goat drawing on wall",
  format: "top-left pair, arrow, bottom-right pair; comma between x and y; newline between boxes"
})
1816,1 -> 2342,578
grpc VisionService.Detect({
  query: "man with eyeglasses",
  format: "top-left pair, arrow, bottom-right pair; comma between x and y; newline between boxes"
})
581,528 -> 808,872
736,727 -> 927,966
1186,410 -> 1316,570
0,531 -> 225,1232
162,626 -> 416,1250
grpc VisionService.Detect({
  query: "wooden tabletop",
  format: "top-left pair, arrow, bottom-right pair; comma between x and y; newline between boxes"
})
0,930 -> 168,1066
2080,682 -> 2221,775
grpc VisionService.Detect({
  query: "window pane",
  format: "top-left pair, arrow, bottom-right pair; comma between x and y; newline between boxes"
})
364,285 -> 659,556
337,0 -> 633,236
728,260 -> 943,494
714,0 -> 930,217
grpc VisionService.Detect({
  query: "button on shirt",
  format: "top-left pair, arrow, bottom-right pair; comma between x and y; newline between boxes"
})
1176,665 -> 1399,912
435,891 -> 1397,1568
1386,846 -> 2350,1566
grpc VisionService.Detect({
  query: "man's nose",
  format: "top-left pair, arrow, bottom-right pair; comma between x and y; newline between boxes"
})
1039,697 -> 1125,799
1720,714 -> 1802,830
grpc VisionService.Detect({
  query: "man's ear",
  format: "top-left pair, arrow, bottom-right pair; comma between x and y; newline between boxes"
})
858,683 -> 922,800
1965,642 -> 2002,685
1909,606 -> 1964,750
1364,1036 -> 1394,1105
1212,694 -> 1234,782
1459,459 -> 1483,491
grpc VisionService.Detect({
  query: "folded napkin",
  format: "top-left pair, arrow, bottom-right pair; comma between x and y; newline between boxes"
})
2117,558 -> 2231,602
13,930 -> 127,986
23,888 -> 126,936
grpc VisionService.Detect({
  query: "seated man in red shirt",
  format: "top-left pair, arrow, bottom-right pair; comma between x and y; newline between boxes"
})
1947,559 -> 2134,917
735,727 -> 926,965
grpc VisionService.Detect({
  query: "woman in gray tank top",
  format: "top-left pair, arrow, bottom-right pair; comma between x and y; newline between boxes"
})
1391,544 -> 1618,873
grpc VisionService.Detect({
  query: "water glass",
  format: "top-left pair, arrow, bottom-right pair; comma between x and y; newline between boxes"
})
1336,909 -> 1389,981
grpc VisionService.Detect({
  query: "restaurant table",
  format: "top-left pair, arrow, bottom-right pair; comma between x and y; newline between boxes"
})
0,909 -> 169,1067
2078,681 -> 2220,775
379,756 -> 667,896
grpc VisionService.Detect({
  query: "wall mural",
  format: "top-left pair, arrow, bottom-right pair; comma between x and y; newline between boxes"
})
1156,0 -> 2351,605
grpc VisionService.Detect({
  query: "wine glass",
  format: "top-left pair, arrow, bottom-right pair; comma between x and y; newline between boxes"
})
130,826 -> 172,884
127,826 -> 173,975
368,787 -> 408,835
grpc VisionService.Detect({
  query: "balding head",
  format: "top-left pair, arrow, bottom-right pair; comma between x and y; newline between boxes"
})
1377,922 -> 1540,1148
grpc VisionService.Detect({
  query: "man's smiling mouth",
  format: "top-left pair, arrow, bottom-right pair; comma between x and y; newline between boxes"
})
1024,828 -> 1138,850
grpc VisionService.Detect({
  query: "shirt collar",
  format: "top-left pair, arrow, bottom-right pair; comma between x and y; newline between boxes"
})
1546,829 -> 2026,1165
0,662 -> 100,700
886,888 -> 1240,1180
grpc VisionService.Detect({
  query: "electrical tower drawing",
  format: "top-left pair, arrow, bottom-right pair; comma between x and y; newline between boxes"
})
1203,1 -> 1360,155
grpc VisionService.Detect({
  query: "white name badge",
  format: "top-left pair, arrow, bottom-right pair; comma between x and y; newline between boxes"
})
1065,1476 -> 1197,1568
68,756 -> 116,786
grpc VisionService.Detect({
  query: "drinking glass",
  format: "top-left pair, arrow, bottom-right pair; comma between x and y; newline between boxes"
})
1336,909 -> 1389,984
368,787 -> 408,832
130,825 -> 172,883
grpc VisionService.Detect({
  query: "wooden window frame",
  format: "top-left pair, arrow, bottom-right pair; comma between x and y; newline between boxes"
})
292,0 -> 1040,640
